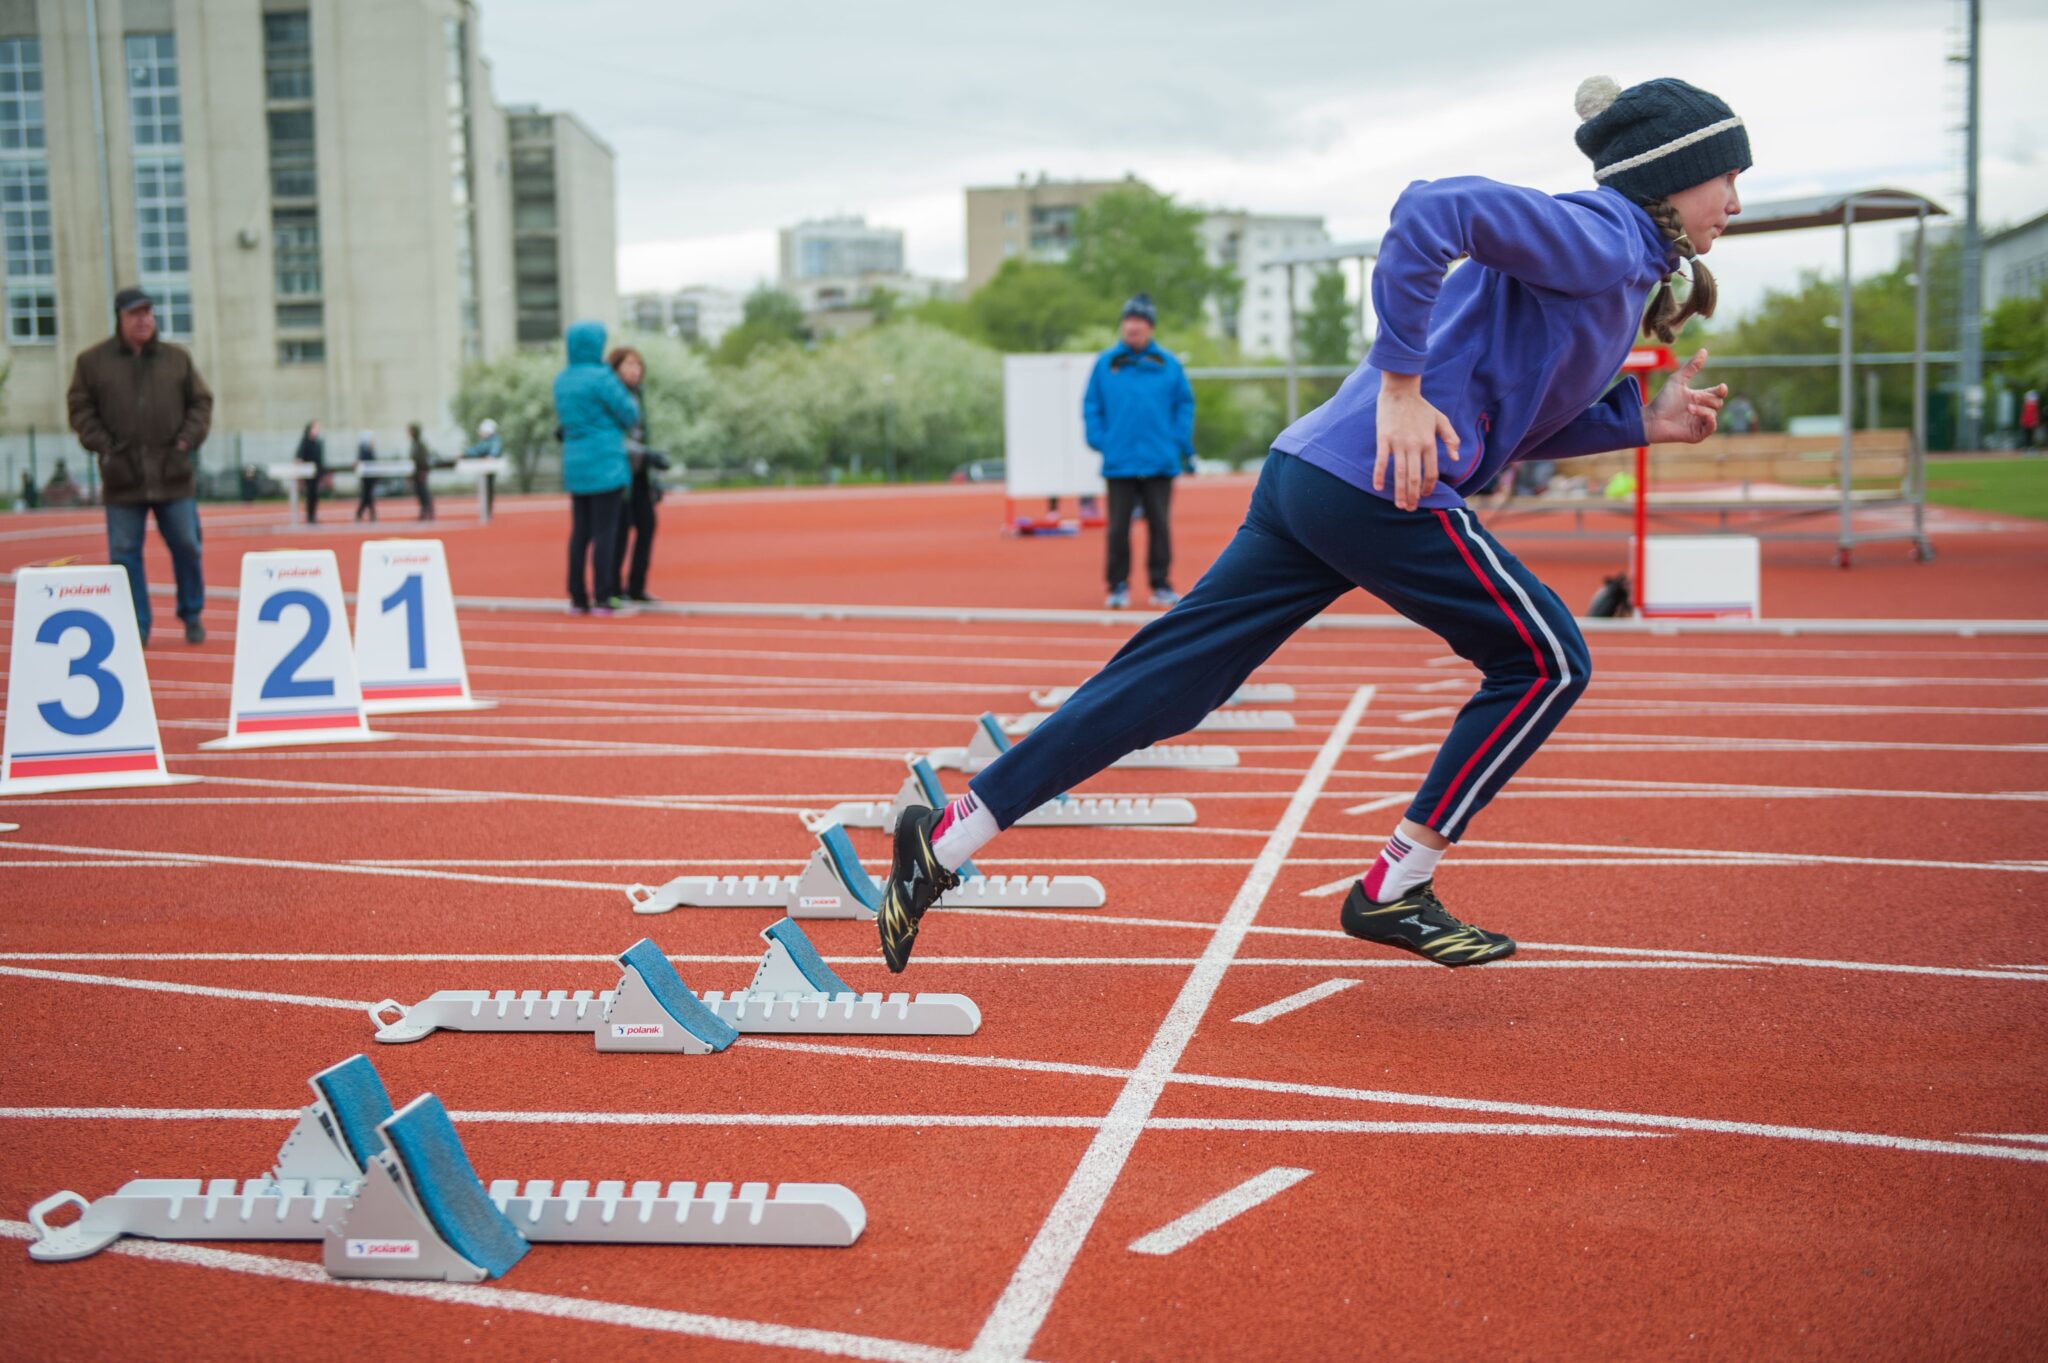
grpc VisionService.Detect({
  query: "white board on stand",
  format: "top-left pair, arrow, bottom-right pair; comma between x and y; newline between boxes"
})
1637,535 -> 1762,619
1003,353 -> 1105,500
353,540 -> 492,714
201,550 -> 393,749
0,565 -> 199,794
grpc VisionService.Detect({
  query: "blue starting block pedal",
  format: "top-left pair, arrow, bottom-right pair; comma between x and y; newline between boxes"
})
627,818 -> 1106,916
801,754 -> 1198,833
27,1054 -> 865,1273
926,712 -> 1239,772
369,922 -> 980,1043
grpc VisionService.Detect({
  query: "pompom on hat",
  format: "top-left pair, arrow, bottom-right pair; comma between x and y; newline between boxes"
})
1573,76 -> 1751,204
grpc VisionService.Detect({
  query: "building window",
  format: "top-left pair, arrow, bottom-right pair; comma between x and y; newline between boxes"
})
272,208 -> 321,298
263,11 -> 312,101
1002,239 -> 1018,257
125,33 -> 191,340
0,38 -> 52,344
264,12 -> 321,361
279,338 -> 325,364
267,109 -> 316,199
1002,210 -> 1017,228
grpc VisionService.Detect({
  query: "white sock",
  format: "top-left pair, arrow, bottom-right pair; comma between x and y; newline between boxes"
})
1360,828 -> 1444,902
930,791 -> 998,872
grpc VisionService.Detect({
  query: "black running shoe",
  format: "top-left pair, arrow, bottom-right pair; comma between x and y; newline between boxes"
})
1340,880 -> 1515,967
877,804 -> 960,973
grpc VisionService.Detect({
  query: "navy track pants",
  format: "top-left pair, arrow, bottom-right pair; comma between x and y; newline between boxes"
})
969,453 -> 1591,841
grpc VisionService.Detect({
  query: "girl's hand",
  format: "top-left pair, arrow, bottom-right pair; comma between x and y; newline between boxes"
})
1375,373 -> 1458,511
1644,348 -> 1728,445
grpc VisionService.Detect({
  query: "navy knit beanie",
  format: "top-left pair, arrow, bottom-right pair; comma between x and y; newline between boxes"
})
1119,293 -> 1157,325
1573,76 -> 1751,204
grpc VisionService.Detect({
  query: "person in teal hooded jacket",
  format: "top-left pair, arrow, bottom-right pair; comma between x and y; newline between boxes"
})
553,319 -> 640,614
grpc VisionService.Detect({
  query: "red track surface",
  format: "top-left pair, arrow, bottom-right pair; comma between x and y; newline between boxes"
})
2,482 -> 2046,1360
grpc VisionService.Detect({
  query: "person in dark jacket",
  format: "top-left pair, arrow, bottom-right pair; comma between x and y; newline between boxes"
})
607,345 -> 660,603
355,431 -> 380,522
66,285 -> 214,644
407,422 -> 435,521
295,420 -> 325,523
553,320 -> 639,615
1082,293 -> 1195,609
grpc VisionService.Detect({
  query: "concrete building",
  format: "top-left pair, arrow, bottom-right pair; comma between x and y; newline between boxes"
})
786,271 -> 951,314
1983,208 -> 2048,311
963,174 -> 1148,290
778,215 -> 902,286
1200,210 -> 1331,359
506,104 -> 615,346
621,284 -> 744,348
0,0 -> 614,448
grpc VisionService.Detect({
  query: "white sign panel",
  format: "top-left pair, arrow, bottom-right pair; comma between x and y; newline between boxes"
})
202,550 -> 391,749
1638,535 -> 1762,619
0,565 -> 196,794
353,540 -> 491,714
1003,353 -> 1106,500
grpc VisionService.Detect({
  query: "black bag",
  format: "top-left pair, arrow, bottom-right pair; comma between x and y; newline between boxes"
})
1586,573 -> 1632,618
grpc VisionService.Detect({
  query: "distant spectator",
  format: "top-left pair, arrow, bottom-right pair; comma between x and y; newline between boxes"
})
553,320 -> 639,615
1083,292 -> 1194,609
1723,394 -> 1757,434
66,285 -> 213,645
407,422 -> 435,521
2022,390 -> 2041,451
296,420 -> 325,524
41,459 -> 84,508
607,345 -> 661,603
355,431 -> 380,523
18,470 -> 37,509
463,417 -> 502,518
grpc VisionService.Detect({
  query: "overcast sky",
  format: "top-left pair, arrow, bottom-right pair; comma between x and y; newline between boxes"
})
476,0 -> 2048,324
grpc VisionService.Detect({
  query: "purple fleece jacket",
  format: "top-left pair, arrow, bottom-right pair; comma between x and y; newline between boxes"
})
1273,178 -> 1678,508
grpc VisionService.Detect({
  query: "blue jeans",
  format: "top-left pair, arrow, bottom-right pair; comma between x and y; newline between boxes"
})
970,454 -> 1592,841
106,497 -> 205,640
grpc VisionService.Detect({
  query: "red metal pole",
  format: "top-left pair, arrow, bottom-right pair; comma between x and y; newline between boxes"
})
1632,444 -> 1647,617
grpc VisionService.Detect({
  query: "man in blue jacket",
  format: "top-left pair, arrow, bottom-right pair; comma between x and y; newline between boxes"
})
553,320 -> 639,614
1083,293 -> 1194,608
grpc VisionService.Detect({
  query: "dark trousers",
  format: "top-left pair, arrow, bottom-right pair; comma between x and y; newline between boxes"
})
1105,475 -> 1174,590
613,468 -> 657,598
569,487 -> 624,608
304,469 -> 322,523
972,454 -> 1592,841
105,497 -> 204,642
413,472 -> 434,520
355,477 -> 377,521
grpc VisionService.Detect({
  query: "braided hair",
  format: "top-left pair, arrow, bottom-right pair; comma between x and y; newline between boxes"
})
1640,199 -> 1718,343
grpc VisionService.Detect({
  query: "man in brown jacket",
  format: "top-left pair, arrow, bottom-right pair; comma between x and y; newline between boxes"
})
67,286 -> 214,644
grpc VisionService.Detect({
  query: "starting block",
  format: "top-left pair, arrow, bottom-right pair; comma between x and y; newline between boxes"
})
928,712 -> 1237,774
370,922 -> 979,1042
802,755 -> 1196,833
26,1054 -> 864,1275
627,821 -> 1104,917
1030,682 -> 1295,708
1001,707 -> 1292,735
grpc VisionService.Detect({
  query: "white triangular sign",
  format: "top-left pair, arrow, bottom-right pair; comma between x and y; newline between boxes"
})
200,550 -> 393,750
0,565 -> 200,794
353,539 -> 493,714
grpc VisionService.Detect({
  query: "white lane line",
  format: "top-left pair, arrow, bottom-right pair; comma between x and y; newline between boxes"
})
1373,745 -> 1437,762
737,1040 -> 2048,1166
1232,979 -> 1364,1025
0,859 -> 209,868
965,684 -> 1376,1363
1397,706 -> 1457,722
0,964 -> 367,1010
0,1107 -> 1658,1139
0,840 -> 627,894
1964,1133 -> 2048,1144
1126,1167 -> 1314,1256
1342,794 -> 1410,815
0,1220 -> 969,1363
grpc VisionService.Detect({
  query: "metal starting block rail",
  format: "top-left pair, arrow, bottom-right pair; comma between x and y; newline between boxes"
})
1002,707 -> 1293,735
1030,682 -> 1295,707
928,712 -> 1238,773
371,921 -> 979,1043
26,1054 -> 865,1276
802,755 -> 1197,833
627,820 -> 1105,917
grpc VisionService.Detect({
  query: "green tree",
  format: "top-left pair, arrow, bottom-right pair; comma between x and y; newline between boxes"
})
1297,268 -> 1354,364
450,348 -> 559,491
968,258 -> 1112,353
1064,187 -> 1239,330
713,285 -> 811,366
1985,282 -> 2048,394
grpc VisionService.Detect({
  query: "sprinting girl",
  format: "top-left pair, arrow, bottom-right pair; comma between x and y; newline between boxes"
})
878,76 -> 1747,972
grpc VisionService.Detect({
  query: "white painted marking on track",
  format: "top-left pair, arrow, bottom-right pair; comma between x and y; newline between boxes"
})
0,1220 -> 971,1363
0,964 -> 366,1010
966,684 -> 1376,1363
1127,1167 -> 1313,1256
1342,794 -> 1411,815
1232,979 -> 1364,1025
1397,706 -> 1457,722
1372,744 -> 1437,762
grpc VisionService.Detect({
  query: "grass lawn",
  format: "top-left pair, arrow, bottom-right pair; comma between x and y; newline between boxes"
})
1793,457 -> 2048,519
